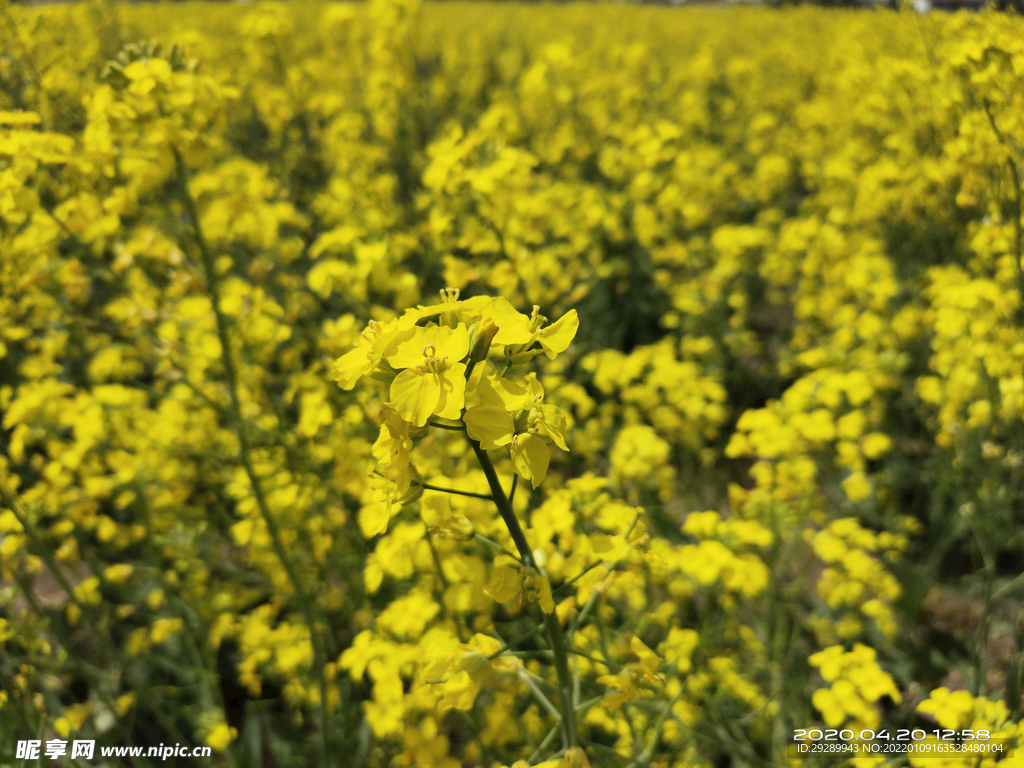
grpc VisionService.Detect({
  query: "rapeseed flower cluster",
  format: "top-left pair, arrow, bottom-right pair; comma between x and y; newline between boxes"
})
810,644 -> 902,730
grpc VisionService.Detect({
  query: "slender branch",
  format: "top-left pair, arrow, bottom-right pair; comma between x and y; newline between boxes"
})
567,648 -> 610,667
468,439 -> 534,561
968,516 -> 996,698
576,695 -> 604,714
422,483 -> 494,501
624,690 -> 683,768
0,489 -> 87,613
529,724 -> 562,765
517,667 -> 562,724
568,575 -> 605,638
505,649 -> 553,659
487,623 -> 546,661
474,533 -> 524,564
565,514 -> 639,636
425,534 -> 451,592
428,420 -> 466,432
0,511 -> 144,767
993,570 -> 1024,601
173,149 -> 330,767
554,560 -> 605,598
509,473 -> 519,506
983,99 -> 1024,323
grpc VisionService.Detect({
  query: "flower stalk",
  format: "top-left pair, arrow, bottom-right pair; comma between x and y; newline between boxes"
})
467,435 -> 579,748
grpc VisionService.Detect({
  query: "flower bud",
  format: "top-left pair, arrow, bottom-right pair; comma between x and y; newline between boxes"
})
564,747 -> 592,768
469,318 -> 499,364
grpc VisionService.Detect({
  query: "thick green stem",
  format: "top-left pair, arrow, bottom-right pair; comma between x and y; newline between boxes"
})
466,437 -> 578,748
468,439 -> 533,561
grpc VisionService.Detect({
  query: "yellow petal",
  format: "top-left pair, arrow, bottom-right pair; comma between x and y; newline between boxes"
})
484,565 -> 523,603
537,309 -> 579,358
472,372 -> 528,410
421,494 -> 452,529
630,636 -> 661,666
486,297 -> 534,345
465,405 -> 515,450
364,560 -> 384,594
230,518 -> 254,546
442,670 -> 480,711
387,324 -> 469,369
601,691 -> 631,710
434,365 -> 467,420
391,369 -> 441,427
532,404 -> 569,451
511,433 -> 550,488
564,747 -> 592,768
103,564 -> 135,585
333,347 -> 373,390
537,574 -> 554,614
358,499 -> 392,538
590,533 -> 630,561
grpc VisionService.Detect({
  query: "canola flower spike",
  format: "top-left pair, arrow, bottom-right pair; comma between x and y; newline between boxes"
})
345,291 -> 585,749
339,290 -> 577,491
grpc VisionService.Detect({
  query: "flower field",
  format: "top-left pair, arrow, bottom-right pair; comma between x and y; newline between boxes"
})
3,0 -> 1024,765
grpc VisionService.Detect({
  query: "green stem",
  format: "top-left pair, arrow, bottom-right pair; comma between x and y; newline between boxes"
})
425,534 -> 451,591
467,437 -> 578,748
983,99 -> 1024,323
993,570 -> 1024,601
474,533 -> 524,564
576,695 -> 603,715
517,667 -> 562,724
566,648 -> 609,667
966,514 -> 995,698
529,724 -> 562,764
428,420 -> 466,432
554,560 -> 603,599
173,149 -> 330,768
487,622 -> 546,661
422,483 -> 493,501
568,578 -> 603,639
624,689 -> 682,768
0,490 -> 87,614
468,440 -> 534,561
